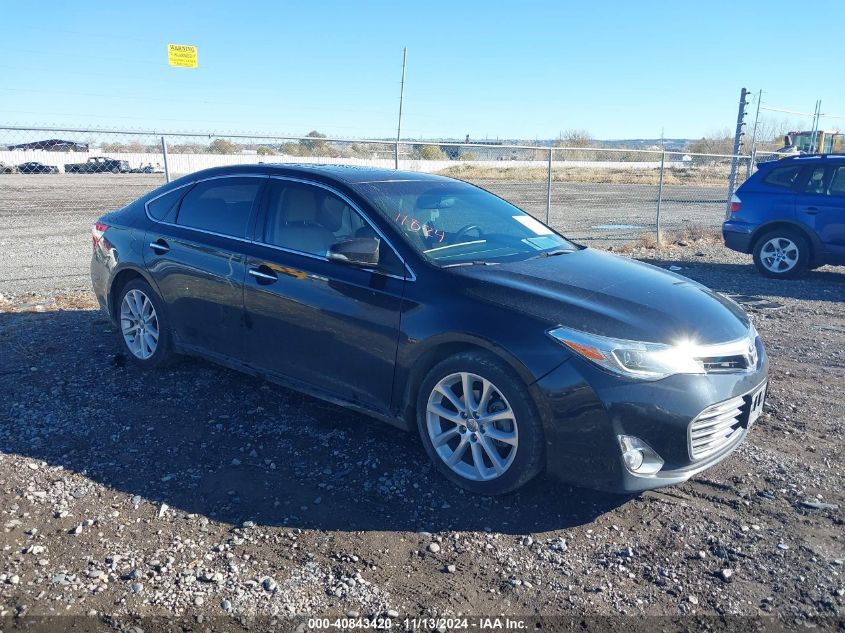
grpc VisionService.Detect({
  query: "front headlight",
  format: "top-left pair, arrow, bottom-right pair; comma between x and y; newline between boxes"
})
548,326 -> 706,380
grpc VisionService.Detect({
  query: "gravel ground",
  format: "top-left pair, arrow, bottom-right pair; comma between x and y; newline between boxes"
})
0,175 -> 843,630
0,237 -> 843,630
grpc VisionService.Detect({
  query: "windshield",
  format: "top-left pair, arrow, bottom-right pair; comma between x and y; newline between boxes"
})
356,179 -> 576,266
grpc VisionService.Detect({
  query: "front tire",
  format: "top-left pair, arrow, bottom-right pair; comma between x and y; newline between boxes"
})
752,229 -> 809,279
417,351 -> 544,495
116,279 -> 174,369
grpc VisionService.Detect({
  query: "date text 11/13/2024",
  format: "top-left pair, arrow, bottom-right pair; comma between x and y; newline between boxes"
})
306,616 -> 528,630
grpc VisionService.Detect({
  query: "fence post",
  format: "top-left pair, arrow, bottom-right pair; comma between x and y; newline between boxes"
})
747,88 -> 762,179
726,87 -> 749,217
656,150 -> 665,243
394,47 -> 407,171
161,136 -> 171,183
545,146 -> 553,225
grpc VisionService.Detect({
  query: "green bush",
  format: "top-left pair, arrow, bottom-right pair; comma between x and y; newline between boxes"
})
208,139 -> 240,154
414,145 -> 447,160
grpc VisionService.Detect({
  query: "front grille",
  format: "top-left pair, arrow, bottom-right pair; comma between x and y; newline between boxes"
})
689,395 -> 745,460
699,354 -> 750,372
692,333 -> 759,374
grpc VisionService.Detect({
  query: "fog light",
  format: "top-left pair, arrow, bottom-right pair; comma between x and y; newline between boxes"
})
623,447 -> 644,471
618,435 -> 664,475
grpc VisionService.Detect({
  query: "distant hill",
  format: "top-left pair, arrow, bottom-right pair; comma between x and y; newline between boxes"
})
598,138 -> 692,152
421,137 -> 694,152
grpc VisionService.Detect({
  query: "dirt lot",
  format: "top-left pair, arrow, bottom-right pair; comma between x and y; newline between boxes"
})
0,173 -> 843,631
0,233 -> 843,631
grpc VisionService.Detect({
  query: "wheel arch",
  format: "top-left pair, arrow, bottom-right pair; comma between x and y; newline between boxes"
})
750,221 -> 822,265
108,266 -> 159,322
396,334 -> 541,429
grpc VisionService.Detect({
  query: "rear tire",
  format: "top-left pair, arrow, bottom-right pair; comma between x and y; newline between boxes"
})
752,229 -> 809,279
416,351 -> 544,495
116,279 -> 174,369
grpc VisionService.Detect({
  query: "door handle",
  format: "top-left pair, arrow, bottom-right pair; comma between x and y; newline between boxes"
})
248,267 -> 278,282
149,239 -> 170,254
804,207 -> 819,215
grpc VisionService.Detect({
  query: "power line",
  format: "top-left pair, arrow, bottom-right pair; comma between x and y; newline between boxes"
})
760,105 -> 845,121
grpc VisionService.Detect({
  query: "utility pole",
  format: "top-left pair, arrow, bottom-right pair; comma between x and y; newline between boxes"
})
545,145 -> 553,225
395,47 -> 407,170
726,87 -> 748,217
656,128 -> 665,242
809,100 -> 822,153
161,136 -> 171,183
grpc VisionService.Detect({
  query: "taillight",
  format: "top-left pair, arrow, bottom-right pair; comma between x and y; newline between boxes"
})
92,222 -> 109,250
729,194 -> 742,213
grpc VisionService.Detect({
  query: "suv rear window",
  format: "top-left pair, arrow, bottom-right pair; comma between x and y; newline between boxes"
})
763,166 -> 801,189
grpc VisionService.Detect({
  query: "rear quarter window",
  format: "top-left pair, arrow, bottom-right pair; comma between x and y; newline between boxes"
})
146,187 -> 186,221
762,166 -> 801,189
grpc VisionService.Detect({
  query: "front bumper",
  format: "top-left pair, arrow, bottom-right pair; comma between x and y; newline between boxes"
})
532,337 -> 768,493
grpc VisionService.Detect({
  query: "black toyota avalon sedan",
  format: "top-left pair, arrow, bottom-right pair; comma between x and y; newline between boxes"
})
90,164 -> 768,495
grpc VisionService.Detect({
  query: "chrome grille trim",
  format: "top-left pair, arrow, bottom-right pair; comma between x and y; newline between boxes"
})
694,334 -> 759,374
689,395 -> 745,460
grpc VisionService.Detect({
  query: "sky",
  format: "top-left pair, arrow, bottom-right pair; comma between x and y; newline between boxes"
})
1,0 -> 843,140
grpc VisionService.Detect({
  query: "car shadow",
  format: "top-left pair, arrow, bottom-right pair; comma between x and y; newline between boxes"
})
637,257 -> 845,303
0,308 -> 628,535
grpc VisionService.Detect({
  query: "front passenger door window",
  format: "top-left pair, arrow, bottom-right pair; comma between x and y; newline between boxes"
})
261,180 -> 403,274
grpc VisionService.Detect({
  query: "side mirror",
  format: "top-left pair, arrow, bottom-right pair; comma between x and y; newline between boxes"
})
327,237 -> 380,267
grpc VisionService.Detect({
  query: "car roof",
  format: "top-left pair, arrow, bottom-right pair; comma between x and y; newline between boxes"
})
770,153 -> 845,163
756,153 -> 845,173
170,163 -> 456,185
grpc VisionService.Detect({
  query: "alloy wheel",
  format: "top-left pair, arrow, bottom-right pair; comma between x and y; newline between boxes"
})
760,237 -> 799,273
120,289 -> 160,360
426,372 -> 518,481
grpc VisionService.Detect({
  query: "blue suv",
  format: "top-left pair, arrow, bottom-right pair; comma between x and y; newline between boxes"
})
723,154 -> 845,278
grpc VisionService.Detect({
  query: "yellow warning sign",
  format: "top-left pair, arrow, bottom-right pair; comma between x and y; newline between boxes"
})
167,44 -> 198,68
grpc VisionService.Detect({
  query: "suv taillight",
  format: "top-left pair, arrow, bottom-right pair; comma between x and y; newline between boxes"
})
729,194 -> 742,213
92,222 -> 109,250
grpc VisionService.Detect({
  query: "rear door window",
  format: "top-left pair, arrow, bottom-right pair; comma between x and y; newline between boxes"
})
176,177 -> 264,238
828,166 -> 845,197
803,166 -> 828,195
763,166 -> 801,189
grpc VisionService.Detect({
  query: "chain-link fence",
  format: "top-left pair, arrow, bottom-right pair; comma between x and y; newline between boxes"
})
0,125 -> 779,245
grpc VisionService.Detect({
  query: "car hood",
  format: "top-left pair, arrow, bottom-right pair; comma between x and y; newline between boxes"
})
453,248 -> 751,345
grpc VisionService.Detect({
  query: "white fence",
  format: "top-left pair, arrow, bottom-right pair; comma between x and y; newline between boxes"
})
0,149 -> 692,175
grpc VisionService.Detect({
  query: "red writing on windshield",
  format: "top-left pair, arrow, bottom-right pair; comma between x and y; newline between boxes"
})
395,213 -> 446,242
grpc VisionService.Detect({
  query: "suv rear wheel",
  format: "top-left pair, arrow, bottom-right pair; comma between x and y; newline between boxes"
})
752,229 -> 809,279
